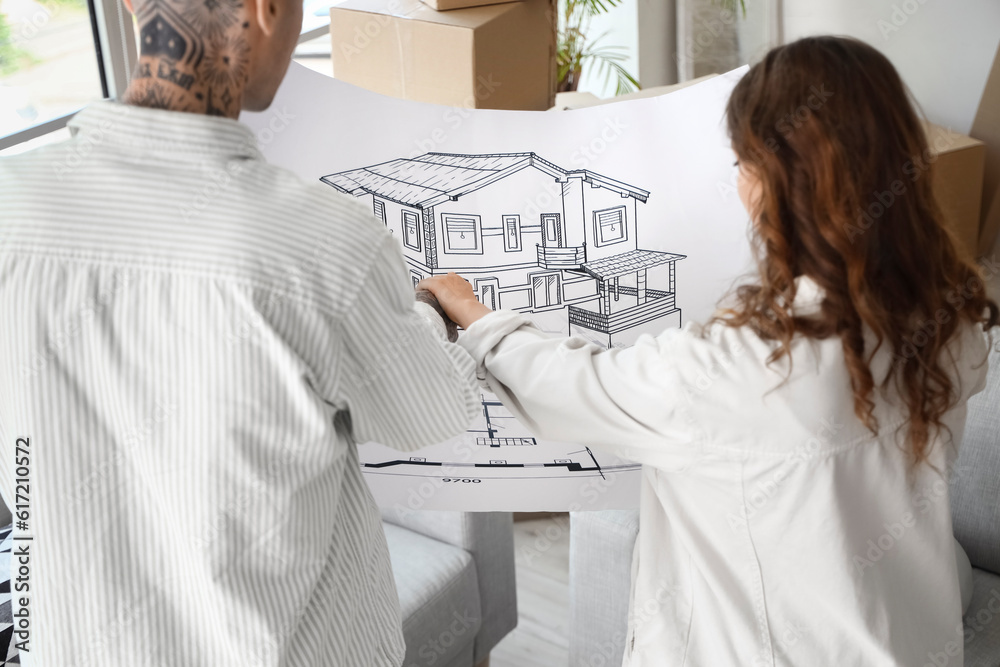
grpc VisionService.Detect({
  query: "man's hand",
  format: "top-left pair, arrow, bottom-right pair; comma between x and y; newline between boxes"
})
414,289 -> 459,342
417,273 -> 493,330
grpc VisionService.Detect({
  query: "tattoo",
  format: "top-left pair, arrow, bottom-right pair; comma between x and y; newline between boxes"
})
137,2 -> 202,68
131,84 -> 177,110
200,32 -> 249,90
183,0 -> 243,37
134,58 -> 195,91
157,60 -> 196,90
125,0 -> 250,119
205,92 -> 228,117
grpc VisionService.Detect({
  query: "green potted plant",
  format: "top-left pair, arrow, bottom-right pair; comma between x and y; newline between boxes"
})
715,0 -> 747,17
557,0 -> 641,95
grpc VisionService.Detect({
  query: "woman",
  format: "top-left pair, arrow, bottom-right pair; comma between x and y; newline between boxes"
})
420,36 -> 997,666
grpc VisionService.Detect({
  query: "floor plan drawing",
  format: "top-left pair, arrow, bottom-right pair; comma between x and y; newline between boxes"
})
357,396 -> 642,512
321,151 -> 686,348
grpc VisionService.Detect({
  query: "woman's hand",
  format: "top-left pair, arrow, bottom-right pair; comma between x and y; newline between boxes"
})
417,273 -> 493,330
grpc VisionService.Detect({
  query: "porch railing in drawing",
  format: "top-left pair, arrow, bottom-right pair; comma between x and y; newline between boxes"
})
568,289 -> 676,334
536,244 -> 586,270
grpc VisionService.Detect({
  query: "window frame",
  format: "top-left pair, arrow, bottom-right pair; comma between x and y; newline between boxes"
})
1,4 -> 327,151
442,213 -> 483,255
502,214 -> 521,252
373,198 -> 387,225
593,205 -> 628,247
401,209 -> 421,251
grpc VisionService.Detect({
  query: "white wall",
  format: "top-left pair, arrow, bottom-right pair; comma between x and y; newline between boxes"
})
782,0 -> 1000,135
574,0 -> 999,132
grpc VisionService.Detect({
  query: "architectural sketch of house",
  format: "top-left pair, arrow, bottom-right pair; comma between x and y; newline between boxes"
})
321,152 -> 685,348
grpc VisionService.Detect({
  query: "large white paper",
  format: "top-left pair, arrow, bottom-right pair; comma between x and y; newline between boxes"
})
242,63 -> 753,512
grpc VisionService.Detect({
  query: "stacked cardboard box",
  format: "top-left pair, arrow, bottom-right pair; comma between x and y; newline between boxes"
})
971,43 -> 1000,257
420,0 -> 521,9
330,0 -> 555,110
924,122 -> 986,260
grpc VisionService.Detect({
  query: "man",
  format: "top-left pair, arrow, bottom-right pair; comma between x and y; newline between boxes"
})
0,0 -> 479,661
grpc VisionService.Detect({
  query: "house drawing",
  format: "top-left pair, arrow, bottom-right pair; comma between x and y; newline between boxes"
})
320,152 -> 685,348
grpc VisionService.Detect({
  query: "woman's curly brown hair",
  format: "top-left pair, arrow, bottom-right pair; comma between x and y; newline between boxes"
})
717,35 -> 997,468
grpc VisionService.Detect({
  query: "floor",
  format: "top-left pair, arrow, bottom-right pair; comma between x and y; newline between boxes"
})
491,517 -> 571,667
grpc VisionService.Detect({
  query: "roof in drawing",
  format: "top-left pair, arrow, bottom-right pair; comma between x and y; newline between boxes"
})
320,152 -> 650,209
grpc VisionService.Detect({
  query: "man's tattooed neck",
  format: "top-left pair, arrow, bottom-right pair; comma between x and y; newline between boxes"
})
123,0 -> 251,119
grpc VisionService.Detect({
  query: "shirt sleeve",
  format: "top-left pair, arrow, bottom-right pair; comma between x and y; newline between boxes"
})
337,234 -> 480,451
457,310 -> 707,468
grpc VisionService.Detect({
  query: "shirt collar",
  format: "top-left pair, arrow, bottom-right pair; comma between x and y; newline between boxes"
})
67,100 -> 263,161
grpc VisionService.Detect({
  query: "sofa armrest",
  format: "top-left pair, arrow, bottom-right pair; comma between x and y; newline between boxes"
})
569,510 -> 639,667
383,510 -> 517,664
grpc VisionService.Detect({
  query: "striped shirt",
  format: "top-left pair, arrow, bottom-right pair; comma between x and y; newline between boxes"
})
0,101 -> 479,667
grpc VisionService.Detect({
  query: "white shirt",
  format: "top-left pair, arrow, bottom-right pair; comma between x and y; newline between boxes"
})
458,276 -> 989,666
0,101 -> 479,667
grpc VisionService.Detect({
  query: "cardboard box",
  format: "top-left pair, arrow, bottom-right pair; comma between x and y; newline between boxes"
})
330,0 -> 555,110
420,0 -> 521,10
925,122 -> 986,259
971,43 -> 1000,257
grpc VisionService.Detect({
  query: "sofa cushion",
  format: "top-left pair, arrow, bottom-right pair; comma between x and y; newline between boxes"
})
951,336 -> 1000,575
384,522 -> 482,667
963,567 -> 1000,666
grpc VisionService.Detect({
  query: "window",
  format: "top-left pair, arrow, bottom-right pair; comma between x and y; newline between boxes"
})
531,273 -> 561,308
0,0 -> 146,152
2,0 -> 326,152
477,278 -> 499,310
502,214 -> 521,252
402,210 -> 421,251
541,213 -> 562,247
1,0 -> 116,150
594,206 -> 627,246
443,213 -> 482,254
373,199 -> 386,225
